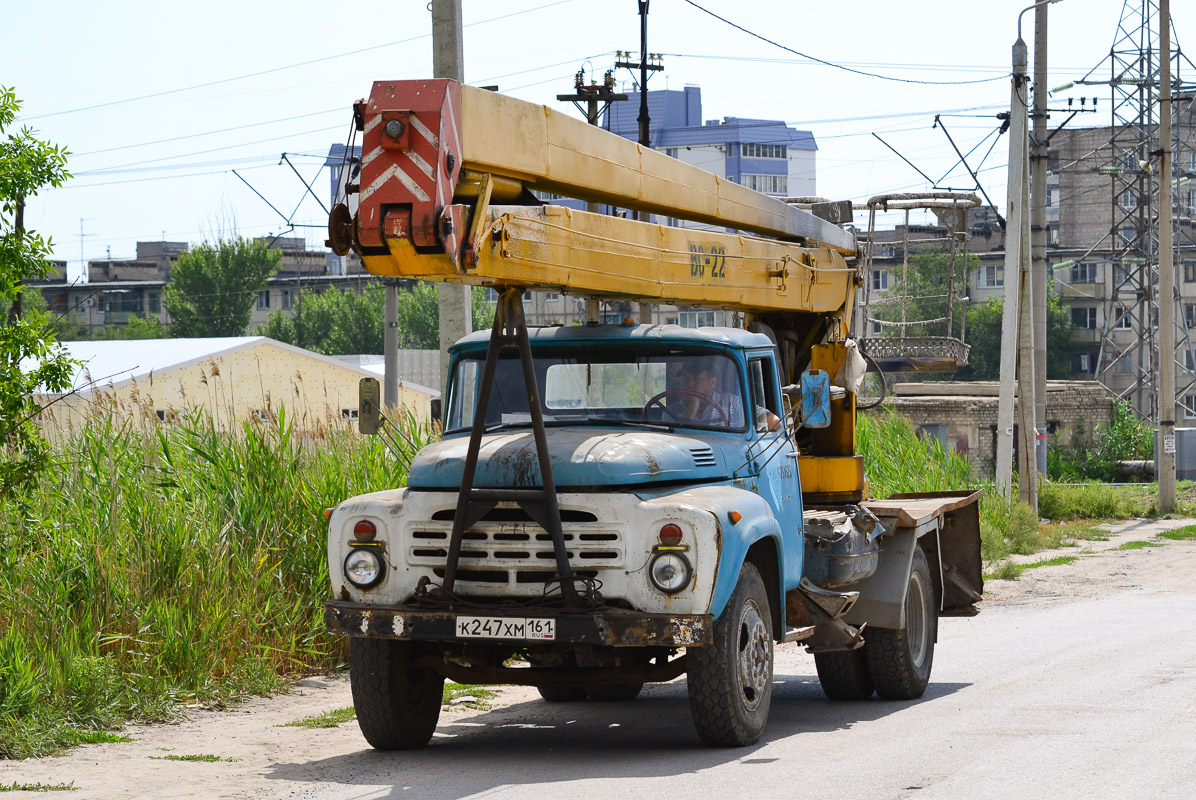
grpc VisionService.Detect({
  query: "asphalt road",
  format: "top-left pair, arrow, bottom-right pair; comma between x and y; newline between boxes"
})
6,518 -> 1195,799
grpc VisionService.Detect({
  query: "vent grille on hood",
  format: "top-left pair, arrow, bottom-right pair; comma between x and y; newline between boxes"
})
689,446 -> 717,468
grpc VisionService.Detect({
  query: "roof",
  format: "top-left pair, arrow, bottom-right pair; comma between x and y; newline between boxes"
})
358,362 -> 440,398
43,336 -> 385,394
450,324 -> 773,352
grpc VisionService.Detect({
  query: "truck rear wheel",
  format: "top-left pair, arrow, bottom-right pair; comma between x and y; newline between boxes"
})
864,546 -> 936,700
814,647 -> 874,701
687,562 -> 774,747
537,685 -> 587,702
586,682 -> 644,701
349,638 -> 443,750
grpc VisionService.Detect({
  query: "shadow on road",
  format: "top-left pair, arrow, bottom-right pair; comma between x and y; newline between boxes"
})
263,674 -> 969,798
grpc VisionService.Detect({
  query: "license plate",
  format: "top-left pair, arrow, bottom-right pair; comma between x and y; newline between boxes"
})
455,615 -> 556,641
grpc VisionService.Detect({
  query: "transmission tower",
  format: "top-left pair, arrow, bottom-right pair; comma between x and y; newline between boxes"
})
1078,0 -> 1196,421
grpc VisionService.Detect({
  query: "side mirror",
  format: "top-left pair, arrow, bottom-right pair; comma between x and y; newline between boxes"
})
799,369 -> 832,429
359,378 -> 382,435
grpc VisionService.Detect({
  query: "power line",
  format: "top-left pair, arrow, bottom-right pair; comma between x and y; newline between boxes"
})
20,0 -> 579,121
680,0 -> 1008,86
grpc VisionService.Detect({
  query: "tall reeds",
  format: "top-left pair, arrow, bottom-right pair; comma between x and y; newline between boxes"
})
0,406 -> 432,758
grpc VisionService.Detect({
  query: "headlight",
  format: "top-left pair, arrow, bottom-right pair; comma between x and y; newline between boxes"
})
648,552 -> 692,594
344,547 -> 385,589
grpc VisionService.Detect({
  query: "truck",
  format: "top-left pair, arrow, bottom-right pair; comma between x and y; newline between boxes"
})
322,79 -> 984,749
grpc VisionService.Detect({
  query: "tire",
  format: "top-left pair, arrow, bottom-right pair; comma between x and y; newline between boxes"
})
687,562 -> 774,747
585,682 -> 644,702
864,546 -> 937,700
537,685 -> 587,702
814,647 -> 874,701
349,638 -> 444,750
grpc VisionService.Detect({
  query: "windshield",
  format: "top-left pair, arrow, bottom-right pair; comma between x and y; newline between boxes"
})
446,347 -> 747,432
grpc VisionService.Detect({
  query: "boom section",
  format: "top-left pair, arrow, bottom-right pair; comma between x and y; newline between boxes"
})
346,79 -> 857,315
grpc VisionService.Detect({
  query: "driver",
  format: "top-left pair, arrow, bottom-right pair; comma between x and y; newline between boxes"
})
678,360 -> 781,431
677,360 -> 743,427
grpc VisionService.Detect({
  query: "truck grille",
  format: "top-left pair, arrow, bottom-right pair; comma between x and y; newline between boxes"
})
407,505 -> 623,585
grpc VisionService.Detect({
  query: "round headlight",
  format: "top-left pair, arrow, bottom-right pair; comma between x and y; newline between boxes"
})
648,552 -> 692,594
344,547 -> 385,589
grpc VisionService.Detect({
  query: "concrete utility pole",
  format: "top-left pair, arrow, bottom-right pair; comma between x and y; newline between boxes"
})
1030,0 -> 1050,478
997,14 -> 1040,513
432,0 -> 472,399
1159,0 -> 1176,512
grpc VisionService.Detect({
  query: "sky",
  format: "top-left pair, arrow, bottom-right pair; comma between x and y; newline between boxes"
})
4,0 -> 1195,280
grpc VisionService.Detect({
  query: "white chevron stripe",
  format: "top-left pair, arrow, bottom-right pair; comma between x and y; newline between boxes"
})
361,145 -> 383,167
408,114 -> 438,149
364,114 -> 382,135
404,149 -> 434,181
361,163 -> 430,204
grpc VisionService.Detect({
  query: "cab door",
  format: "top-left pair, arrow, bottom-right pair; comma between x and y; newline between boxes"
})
746,351 -> 803,584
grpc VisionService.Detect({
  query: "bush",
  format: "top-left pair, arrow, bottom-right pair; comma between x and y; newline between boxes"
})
1038,481 -> 1154,520
1048,401 -> 1154,482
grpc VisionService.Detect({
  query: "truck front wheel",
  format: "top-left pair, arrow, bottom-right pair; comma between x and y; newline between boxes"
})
864,546 -> 937,700
687,562 -> 774,747
349,638 -> 444,750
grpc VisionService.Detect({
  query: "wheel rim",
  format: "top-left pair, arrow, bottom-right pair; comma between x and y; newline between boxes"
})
907,566 -> 929,668
736,599 -> 772,711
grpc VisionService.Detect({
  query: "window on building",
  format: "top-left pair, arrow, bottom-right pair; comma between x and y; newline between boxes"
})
741,143 -> 788,159
148,292 -> 161,314
257,290 -> 270,310
282,290 -> 293,310
918,423 -> 948,447
1070,262 -> 1097,284
543,292 -> 561,302
1121,226 -> 1137,246
1114,308 -> 1133,329
1071,307 -> 1096,329
1185,350 -> 1196,372
979,265 -> 1004,287
679,310 -> 718,328
1120,189 -> 1137,209
1074,352 -> 1097,374
871,320 -> 883,336
1184,394 -> 1196,419
1186,304 -> 1196,328
1185,261 -> 1196,283
872,270 -> 889,291
484,287 -> 499,303
741,173 -> 788,195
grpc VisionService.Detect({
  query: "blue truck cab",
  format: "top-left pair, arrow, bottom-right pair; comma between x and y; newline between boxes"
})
326,323 -> 983,749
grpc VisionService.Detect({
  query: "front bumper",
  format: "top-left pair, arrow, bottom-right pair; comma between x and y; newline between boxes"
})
325,601 -> 713,647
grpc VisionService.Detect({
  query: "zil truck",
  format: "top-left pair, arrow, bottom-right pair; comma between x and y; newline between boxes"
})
322,79 -> 983,749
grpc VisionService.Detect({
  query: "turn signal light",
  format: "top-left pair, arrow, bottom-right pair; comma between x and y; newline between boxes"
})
728,510 -> 742,524
659,523 -> 683,546
353,519 -> 378,541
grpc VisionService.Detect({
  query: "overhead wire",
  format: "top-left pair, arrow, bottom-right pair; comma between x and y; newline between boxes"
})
680,0 -> 1008,86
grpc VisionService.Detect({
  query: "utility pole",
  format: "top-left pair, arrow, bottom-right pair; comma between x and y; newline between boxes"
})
1159,0 -> 1176,512
557,69 -> 628,214
1030,0 -> 1050,479
431,0 -> 472,404
615,1 -> 663,324
996,18 -> 1038,513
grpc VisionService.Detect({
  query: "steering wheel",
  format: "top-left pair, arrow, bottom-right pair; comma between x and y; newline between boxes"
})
644,389 -> 731,425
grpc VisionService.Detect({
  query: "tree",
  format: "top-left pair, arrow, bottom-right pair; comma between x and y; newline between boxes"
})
260,281 -> 496,355
956,290 -> 1076,381
163,238 -> 279,337
0,87 -> 74,496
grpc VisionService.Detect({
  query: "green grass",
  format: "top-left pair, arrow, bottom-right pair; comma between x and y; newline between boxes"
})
857,412 -> 973,499
0,406 -> 434,759
280,707 -> 356,729
1158,525 -> 1196,541
149,754 -> 236,763
1117,540 -> 1162,550
0,782 -> 76,793
1039,482 -> 1156,520
985,554 -> 1079,581
443,682 -> 497,710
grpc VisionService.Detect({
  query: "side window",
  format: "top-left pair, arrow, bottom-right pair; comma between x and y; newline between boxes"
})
748,356 -> 780,433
